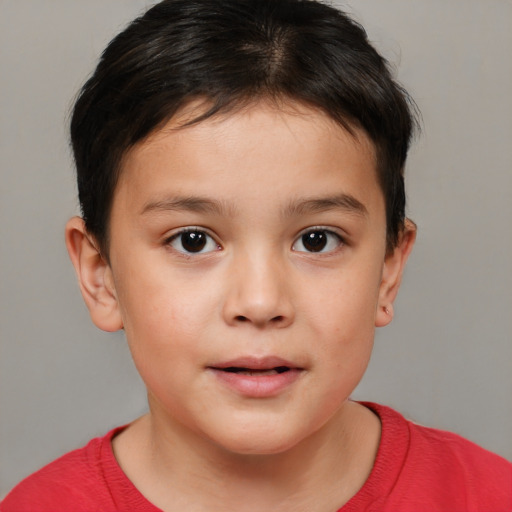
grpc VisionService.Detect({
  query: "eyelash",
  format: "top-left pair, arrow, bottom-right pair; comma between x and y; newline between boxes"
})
164,226 -> 345,256
292,227 -> 345,254
165,228 -> 220,256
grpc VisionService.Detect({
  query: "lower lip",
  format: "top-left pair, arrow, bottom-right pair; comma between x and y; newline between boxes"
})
209,368 -> 303,398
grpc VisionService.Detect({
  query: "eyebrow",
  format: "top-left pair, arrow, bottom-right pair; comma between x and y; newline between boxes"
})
141,196 -> 234,216
282,194 -> 368,218
141,193 -> 368,218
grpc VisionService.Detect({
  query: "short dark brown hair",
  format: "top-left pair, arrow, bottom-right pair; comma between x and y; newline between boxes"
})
70,0 -> 418,256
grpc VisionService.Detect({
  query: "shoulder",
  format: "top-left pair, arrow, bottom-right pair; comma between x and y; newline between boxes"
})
366,402 -> 512,511
406,416 -> 511,498
1,428 -> 124,512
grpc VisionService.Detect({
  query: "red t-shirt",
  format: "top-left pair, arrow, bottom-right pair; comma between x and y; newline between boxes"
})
2,403 -> 511,511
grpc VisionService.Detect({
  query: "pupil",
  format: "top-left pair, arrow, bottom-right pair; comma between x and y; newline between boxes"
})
302,231 -> 327,252
181,231 -> 206,252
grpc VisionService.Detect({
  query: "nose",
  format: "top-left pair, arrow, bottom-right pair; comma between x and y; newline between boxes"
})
222,250 -> 295,329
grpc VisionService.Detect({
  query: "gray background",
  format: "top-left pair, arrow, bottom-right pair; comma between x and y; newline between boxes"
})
1,0 -> 511,499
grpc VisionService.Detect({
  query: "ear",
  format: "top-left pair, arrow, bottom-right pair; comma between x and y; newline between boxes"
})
65,217 -> 123,332
375,219 -> 416,327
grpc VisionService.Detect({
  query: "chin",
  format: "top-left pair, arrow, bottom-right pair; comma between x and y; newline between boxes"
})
223,437 -> 301,457
207,421 -> 314,457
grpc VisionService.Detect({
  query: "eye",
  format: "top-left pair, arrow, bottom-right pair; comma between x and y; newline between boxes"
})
167,229 -> 220,254
292,229 -> 343,253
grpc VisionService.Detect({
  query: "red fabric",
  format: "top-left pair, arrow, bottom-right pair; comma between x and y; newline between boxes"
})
2,403 -> 511,512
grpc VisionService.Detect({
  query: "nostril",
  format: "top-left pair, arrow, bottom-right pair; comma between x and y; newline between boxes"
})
234,315 -> 284,324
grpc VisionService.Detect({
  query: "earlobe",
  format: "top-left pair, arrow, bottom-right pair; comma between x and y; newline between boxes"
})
65,217 -> 123,332
375,219 -> 416,327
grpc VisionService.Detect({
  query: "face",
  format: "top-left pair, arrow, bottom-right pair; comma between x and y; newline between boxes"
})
99,102 -> 398,455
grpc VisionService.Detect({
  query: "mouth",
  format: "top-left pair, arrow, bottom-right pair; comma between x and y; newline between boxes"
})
220,366 -> 292,376
207,357 -> 304,397
209,356 -> 302,374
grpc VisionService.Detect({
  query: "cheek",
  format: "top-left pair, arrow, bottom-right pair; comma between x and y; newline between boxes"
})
115,268 -> 219,365
117,284 -> 210,406
300,266 -> 381,376
304,267 -> 382,332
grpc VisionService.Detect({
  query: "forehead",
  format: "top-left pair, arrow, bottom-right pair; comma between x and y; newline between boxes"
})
115,100 -> 382,219
127,98 -> 375,161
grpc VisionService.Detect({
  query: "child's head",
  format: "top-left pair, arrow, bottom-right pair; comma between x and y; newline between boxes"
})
70,0 -> 417,259
65,0 -> 417,455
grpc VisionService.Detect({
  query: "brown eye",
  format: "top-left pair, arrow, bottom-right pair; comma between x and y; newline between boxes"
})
169,229 -> 219,254
292,229 -> 343,253
181,231 -> 207,252
302,231 -> 327,252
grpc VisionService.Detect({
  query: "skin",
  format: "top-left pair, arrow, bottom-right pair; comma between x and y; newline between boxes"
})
66,101 -> 415,511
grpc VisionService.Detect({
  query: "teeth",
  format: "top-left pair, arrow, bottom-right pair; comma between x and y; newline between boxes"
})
238,369 -> 279,376
222,367 -> 290,376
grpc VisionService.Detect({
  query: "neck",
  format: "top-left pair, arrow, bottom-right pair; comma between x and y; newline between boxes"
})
113,400 -> 381,512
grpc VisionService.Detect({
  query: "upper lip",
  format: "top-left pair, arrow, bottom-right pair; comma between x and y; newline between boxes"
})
209,356 -> 302,370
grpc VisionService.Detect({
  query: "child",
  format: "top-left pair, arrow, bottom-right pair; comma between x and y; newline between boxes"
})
2,0 -> 510,510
